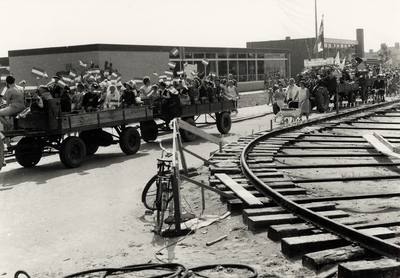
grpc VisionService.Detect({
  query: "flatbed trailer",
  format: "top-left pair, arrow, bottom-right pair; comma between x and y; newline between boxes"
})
0,99 -> 236,170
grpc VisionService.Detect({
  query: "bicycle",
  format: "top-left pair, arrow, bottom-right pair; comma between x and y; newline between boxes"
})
141,140 -> 175,234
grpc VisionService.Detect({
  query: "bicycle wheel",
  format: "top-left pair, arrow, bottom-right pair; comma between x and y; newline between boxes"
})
155,179 -> 173,234
142,175 -> 158,210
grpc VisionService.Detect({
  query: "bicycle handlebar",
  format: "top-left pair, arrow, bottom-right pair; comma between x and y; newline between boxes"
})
149,139 -> 173,158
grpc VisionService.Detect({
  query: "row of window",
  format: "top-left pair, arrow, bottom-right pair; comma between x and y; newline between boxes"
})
169,51 -> 287,60
170,58 -> 287,82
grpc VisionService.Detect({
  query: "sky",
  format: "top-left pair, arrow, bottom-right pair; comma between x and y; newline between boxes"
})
0,0 -> 399,58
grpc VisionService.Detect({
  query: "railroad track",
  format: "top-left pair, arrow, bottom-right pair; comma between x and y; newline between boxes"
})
208,100 -> 400,278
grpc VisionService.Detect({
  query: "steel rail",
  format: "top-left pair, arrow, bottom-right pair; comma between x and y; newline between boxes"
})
240,100 -> 400,260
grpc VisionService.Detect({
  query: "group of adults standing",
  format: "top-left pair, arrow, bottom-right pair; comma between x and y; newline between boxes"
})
265,76 -> 311,120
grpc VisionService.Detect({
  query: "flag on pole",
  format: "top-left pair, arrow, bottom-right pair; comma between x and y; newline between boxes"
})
168,62 -> 176,69
334,51 -> 340,65
339,57 -> 346,70
63,76 -> 72,83
68,70 -> 77,78
133,77 -> 143,84
177,70 -> 184,76
201,58 -> 209,66
314,17 -> 324,53
88,68 -> 100,75
171,48 -> 179,56
1,86 -> 7,96
164,70 -> 173,76
0,75 -> 6,83
79,61 -> 87,68
31,67 -> 47,79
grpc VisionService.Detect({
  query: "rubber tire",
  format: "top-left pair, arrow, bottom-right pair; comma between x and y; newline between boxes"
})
180,118 -> 197,142
216,112 -> 232,134
0,138 -> 4,171
140,120 -> 158,143
15,137 -> 43,168
79,132 -> 99,156
316,87 -> 330,113
119,127 -> 141,155
59,136 -> 86,168
141,175 -> 158,210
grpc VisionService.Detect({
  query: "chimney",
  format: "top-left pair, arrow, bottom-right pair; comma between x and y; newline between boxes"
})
285,36 -> 290,40
396,42 -> 399,49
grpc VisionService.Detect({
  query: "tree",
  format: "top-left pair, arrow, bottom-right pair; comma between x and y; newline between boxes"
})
377,43 -> 392,65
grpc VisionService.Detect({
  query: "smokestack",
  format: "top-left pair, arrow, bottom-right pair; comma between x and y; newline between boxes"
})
356,29 -> 364,58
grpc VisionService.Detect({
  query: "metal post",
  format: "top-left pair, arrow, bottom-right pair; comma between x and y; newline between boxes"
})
336,81 -> 340,114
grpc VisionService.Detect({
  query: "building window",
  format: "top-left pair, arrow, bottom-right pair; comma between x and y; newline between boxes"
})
206,53 -> 216,59
257,60 -> 265,81
218,60 -> 227,77
218,53 -> 227,58
257,54 -> 265,59
194,53 -> 205,59
248,60 -> 256,81
238,60 -> 247,82
238,53 -> 246,59
228,60 -> 238,79
228,53 -> 237,59
185,52 -> 193,59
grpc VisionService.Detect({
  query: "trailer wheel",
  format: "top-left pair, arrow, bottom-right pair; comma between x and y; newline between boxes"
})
119,127 -> 141,155
79,132 -> 99,155
140,120 -> 158,143
180,118 -> 197,142
0,138 -> 4,171
316,87 -> 330,113
15,137 -> 43,168
216,112 -> 232,134
59,136 -> 86,168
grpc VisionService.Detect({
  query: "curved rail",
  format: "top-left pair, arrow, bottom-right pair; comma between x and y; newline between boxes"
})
240,100 -> 400,259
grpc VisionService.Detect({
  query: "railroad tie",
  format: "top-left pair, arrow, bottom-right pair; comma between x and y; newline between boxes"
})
338,258 -> 400,278
281,227 -> 395,258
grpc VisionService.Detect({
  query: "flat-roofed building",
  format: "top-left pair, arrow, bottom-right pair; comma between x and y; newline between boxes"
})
2,44 -> 290,92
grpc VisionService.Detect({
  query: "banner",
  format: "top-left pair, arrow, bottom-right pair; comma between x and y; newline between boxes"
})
304,57 -> 334,67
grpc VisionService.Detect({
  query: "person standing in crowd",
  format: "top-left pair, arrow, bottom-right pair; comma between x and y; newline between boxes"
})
72,83 -> 85,110
140,76 -> 158,105
121,80 -> 141,107
272,82 -> 286,116
226,80 -> 239,113
206,81 -> 215,102
228,74 -> 237,87
285,78 -> 300,108
199,79 -> 208,103
214,78 -> 225,101
298,80 -> 311,120
189,77 -> 200,105
373,74 -> 385,102
82,83 -> 100,112
266,87 -> 273,106
0,76 -> 26,131
48,75 -> 63,98
59,86 -> 72,112
103,84 -> 120,109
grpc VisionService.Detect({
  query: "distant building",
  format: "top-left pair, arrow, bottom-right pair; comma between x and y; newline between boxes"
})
0,44 -> 290,92
364,42 -> 400,69
247,29 -> 365,78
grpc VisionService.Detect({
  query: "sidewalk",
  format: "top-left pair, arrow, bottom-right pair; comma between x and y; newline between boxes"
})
232,104 -> 273,122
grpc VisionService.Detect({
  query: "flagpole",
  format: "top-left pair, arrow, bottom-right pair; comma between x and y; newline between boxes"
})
315,0 -> 318,58
322,14 -> 325,59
